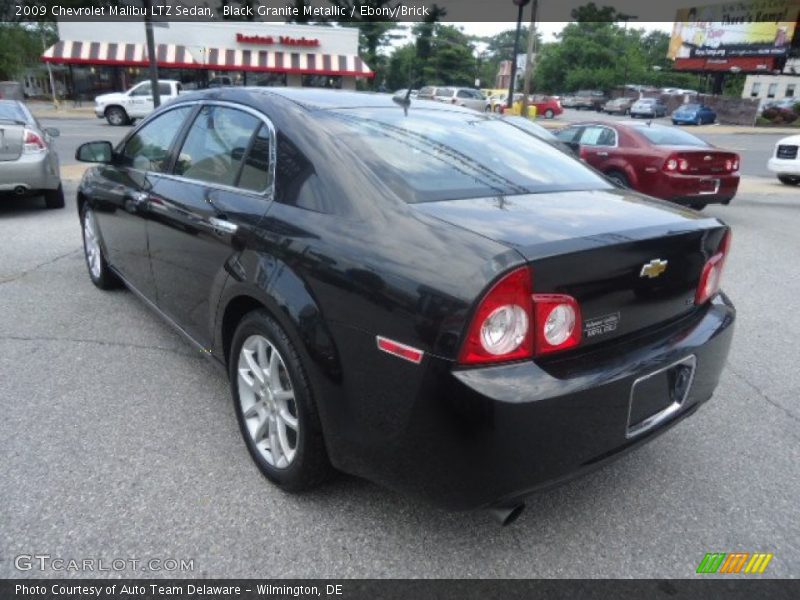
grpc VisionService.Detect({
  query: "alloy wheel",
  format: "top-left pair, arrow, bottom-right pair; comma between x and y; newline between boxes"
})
237,335 -> 299,469
83,208 -> 102,279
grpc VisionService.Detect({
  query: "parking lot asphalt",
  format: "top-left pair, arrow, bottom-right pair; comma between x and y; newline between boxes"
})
1,116 -> 798,579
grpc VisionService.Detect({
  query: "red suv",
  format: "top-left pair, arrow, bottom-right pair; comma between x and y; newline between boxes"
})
556,121 -> 739,209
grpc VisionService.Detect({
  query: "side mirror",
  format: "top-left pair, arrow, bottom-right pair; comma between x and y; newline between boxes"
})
76,141 -> 113,163
45,127 -> 60,138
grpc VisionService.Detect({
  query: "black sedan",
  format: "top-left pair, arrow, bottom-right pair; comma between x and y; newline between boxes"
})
74,88 -> 735,524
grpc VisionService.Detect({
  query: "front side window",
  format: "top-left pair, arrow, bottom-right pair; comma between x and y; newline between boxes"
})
129,82 -> 151,97
158,83 -> 172,96
174,105 -> 262,188
121,106 -> 193,172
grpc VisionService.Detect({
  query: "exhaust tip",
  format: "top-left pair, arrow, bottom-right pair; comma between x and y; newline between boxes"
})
489,503 -> 525,526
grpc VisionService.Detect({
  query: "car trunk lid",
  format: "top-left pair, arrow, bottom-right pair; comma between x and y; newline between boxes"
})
0,121 -> 24,161
665,147 -> 738,176
414,189 -> 728,348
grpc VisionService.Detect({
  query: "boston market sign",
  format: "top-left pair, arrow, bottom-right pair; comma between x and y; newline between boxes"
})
236,33 -> 320,47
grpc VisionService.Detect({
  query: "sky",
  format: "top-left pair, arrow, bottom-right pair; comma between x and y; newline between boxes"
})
387,21 -> 673,52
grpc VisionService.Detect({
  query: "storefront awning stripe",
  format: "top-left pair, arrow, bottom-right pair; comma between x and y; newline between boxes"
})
42,40 -> 199,70
43,41 -> 374,77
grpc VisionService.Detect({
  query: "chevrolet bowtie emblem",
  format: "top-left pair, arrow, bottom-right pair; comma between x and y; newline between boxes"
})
640,259 -> 668,279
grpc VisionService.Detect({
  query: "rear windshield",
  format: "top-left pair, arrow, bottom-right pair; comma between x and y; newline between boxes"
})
679,104 -> 701,111
0,102 -> 26,122
635,125 -> 708,147
327,108 -> 611,203
435,88 -> 454,97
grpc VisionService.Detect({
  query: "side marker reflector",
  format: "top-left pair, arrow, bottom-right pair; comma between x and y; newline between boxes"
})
376,336 -> 424,364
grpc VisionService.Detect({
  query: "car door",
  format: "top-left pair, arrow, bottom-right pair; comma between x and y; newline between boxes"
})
577,125 -> 618,170
89,105 -> 194,299
146,102 -> 275,347
128,82 -> 155,118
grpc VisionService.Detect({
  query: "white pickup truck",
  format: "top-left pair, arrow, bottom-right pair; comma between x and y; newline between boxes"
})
94,80 -> 183,126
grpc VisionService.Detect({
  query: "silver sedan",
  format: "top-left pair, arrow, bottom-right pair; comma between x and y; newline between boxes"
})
0,100 -> 64,209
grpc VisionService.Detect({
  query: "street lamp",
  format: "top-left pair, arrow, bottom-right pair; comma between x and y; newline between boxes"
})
507,0 -> 531,110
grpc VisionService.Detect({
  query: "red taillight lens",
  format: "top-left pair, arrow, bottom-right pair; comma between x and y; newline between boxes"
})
458,267 -> 533,365
695,230 -> 731,305
458,268 -> 583,364
532,294 -> 582,356
23,129 -> 46,153
664,155 -> 689,172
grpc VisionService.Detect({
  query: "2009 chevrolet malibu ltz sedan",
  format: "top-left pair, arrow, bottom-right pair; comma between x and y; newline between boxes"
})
74,88 -> 735,525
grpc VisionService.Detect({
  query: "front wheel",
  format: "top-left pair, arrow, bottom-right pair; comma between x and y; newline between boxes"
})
105,106 -> 129,126
81,204 -> 121,289
230,310 -> 333,492
778,175 -> 800,185
44,184 -> 65,209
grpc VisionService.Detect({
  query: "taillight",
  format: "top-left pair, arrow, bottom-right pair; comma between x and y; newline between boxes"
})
695,230 -> 731,305
532,295 -> 582,356
664,154 -> 688,172
458,267 -> 583,365
23,129 -> 46,154
458,267 -> 533,365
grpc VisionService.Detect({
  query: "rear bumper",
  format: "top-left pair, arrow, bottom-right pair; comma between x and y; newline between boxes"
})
0,151 -> 60,193
640,171 -> 739,205
335,293 -> 735,510
768,157 -> 800,176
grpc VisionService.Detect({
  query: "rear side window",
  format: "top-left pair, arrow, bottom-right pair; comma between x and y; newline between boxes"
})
175,105 -> 261,187
158,83 -> 172,96
121,106 -> 193,172
555,126 -> 582,143
238,125 -> 271,192
580,126 -> 616,146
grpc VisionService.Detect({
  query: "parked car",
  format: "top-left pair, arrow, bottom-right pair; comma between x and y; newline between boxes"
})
573,90 -> 607,111
759,98 -> 800,114
767,134 -> 800,185
393,88 -> 418,100
416,86 -> 444,101
672,103 -> 717,125
94,79 -> 183,126
0,81 -> 25,101
528,94 -> 563,119
431,87 -> 489,112
74,89 -> 735,523
560,94 -> 579,108
0,99 -> 63,208
630,98 -> 668,118
555,121 -> 739,209
603,97 -> 634,115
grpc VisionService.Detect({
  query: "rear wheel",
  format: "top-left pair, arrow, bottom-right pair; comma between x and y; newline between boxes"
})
105,106 -> 129,126
544,108 -> 555,119
230,310 -> 333,492
44,184 -> 65,209
81,204 -> 121,289
778,175 -> 800,185
606,170 -> 630,189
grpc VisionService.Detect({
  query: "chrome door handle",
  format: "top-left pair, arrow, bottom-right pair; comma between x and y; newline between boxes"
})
597,151 -> 609,157
209,217 -> 238,235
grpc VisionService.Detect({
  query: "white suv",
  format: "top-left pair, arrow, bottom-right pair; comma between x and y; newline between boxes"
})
767,135 -> 800,185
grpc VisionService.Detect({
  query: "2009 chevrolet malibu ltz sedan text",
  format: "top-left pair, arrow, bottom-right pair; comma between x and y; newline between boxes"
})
74,88 -> 735,525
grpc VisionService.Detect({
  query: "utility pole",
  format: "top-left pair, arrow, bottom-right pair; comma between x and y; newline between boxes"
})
507,0 -> 531,110
143,0 -> 161,108
521,0 -> 538,118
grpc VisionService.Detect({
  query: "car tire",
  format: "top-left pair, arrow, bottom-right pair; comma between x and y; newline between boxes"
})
544,109 -> 554,119
44,184 -> 65,209
105,106 -> 129,126
695,116 -> 702,126
778,175 -> 800,185
672,120 -> 679,125
606,170 -> 630,189
81,204 -> 121,289
230,309 -> 334,492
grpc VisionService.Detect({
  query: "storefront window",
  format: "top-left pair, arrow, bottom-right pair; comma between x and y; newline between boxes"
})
302,75 -> 342,89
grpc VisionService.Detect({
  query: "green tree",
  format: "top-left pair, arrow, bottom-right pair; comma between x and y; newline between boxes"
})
0,22 -> 57,81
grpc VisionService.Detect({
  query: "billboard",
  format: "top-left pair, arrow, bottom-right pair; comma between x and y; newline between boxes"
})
668,0 -> 800,60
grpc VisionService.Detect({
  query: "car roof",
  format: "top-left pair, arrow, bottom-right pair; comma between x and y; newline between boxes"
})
185,87 -> 478,114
